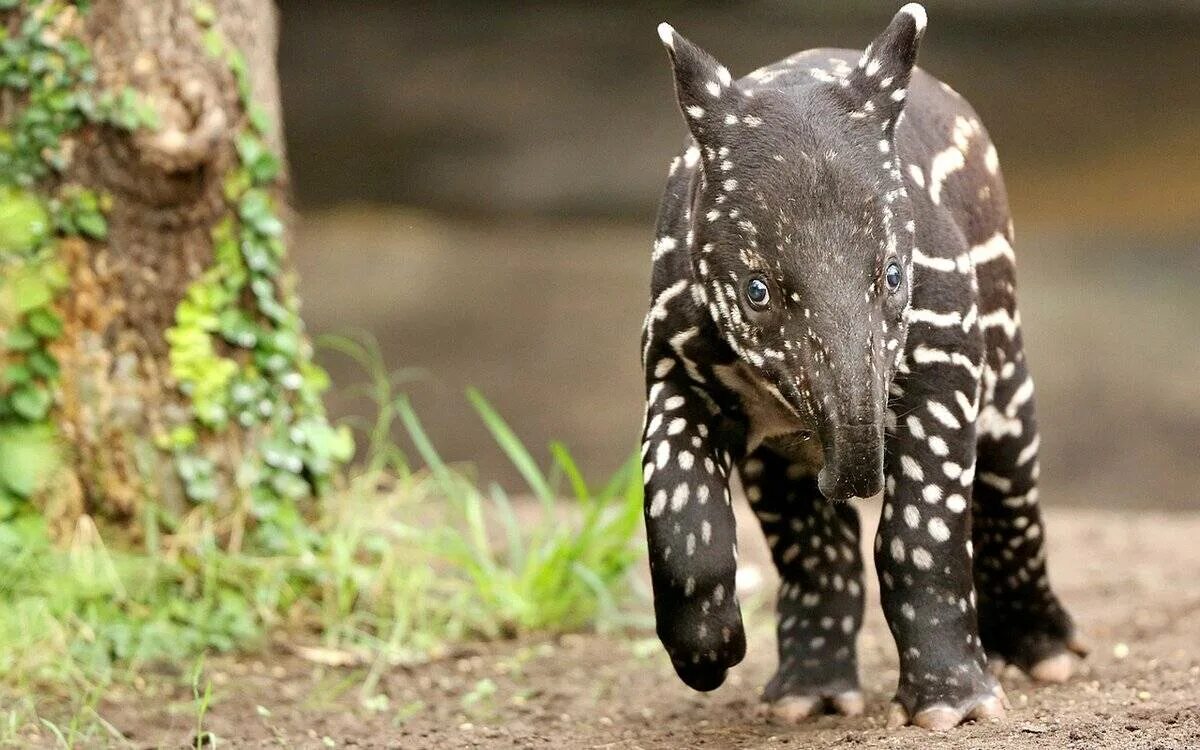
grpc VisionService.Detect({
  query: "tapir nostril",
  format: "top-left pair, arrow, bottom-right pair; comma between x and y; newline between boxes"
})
818,422 -> 885,500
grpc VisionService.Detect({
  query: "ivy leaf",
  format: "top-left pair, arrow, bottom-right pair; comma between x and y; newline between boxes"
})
9,383 -> 52,421
2,364 -> 32,387
0,187 -> 49,253
26,350 -> 59,379
75,209 -> 107,239
12,272 -> 51,313
5,328 -> 38,352
0,424 -> 60,498
26,308 -> 64,339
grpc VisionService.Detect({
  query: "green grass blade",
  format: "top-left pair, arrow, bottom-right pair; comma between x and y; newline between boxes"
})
466,388 -> 553,507
549,441 -> 590,501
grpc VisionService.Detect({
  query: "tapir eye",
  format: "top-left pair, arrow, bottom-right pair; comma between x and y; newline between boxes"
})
885,261 -> 903,293
745,276 -> 770,309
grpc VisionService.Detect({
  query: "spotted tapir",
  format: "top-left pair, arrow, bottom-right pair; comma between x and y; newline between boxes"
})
639,4 -> 1085,730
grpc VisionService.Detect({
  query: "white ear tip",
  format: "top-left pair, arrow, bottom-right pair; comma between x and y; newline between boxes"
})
899,3 -> 927,33
657,22 -> 676,49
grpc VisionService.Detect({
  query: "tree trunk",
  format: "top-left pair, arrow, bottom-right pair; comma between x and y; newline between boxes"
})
0,1 -> 349,548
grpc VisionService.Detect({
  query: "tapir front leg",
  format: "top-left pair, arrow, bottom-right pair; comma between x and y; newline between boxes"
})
642,371 -> 745,691
877,366 -> 1005,729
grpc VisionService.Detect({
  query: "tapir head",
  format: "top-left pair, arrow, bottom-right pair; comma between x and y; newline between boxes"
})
659,5 -> 925,500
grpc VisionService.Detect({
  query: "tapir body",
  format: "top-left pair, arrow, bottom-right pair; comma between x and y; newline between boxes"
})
640,4 -> 1084,729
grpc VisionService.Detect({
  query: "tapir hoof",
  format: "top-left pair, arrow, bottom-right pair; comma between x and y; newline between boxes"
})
674,662 -> 730,692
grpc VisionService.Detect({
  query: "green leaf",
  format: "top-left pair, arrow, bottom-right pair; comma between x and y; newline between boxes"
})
0,187 -> 49,253
0,424 -> 59,497
75,209 -> 107,239
26,350 -> 59,379
25,307 -> 63,339
12,272 -> 51,313
9,383 -> 52,421
2,363 -> 31,387
5,327 -> 38,352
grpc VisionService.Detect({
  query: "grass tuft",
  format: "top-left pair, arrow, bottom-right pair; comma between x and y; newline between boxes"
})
0,335 -> 646,740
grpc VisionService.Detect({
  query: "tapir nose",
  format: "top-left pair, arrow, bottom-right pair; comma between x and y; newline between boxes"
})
817,423 -> 884,500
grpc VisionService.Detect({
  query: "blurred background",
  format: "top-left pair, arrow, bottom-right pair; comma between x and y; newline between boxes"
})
277,1 -> 1199,510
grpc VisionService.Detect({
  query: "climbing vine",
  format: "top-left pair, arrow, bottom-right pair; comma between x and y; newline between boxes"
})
0,1 -> 134,527
1,1 -> 350,548
162,3 -> 351,551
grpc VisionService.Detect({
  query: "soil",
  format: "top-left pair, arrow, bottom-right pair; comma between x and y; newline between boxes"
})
60,504 -> 1198,749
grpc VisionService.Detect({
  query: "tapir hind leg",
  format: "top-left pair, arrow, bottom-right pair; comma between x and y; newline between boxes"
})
972,354 -> 1086,682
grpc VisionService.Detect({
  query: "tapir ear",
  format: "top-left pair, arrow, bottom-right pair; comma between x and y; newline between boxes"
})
657,23 -> 742,151
848,3 -> 927,128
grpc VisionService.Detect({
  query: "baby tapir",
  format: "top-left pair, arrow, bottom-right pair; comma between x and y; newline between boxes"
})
640,4 -> 1085,730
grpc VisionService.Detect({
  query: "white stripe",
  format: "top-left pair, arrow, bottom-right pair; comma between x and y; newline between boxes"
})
955,390 -> 979,422
960,304 -> 978,333
912,346 -> 982,379
906,307 -> 962,327
979,308 -> 1020,338
978,405 -> 1023,440
968,232 -> 1015,266
978,472 -> 1012,493
669,326 -> 706,384
642,280 -> 690,364
1016,433 -> 1040,466
1007,375 -> 1035,416
912,247 -> 959,272
928,146 -> 965,205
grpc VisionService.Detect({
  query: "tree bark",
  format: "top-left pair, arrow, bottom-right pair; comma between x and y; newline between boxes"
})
0,0 -> 345,546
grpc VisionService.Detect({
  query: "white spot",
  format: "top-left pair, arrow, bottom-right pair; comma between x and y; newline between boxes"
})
900,455 -> 924,481
686,105 -> 706,120
928,436 -> 949,456
670,482 -> 690,511
652,236 -> 678,261
648,489 -> 667,517
928,517 -> 950,542
646,413 -> 663,436
945,494 -> 967,513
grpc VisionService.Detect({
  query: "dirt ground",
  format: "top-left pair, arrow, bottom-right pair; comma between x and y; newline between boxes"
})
72,504 -> 1200,750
